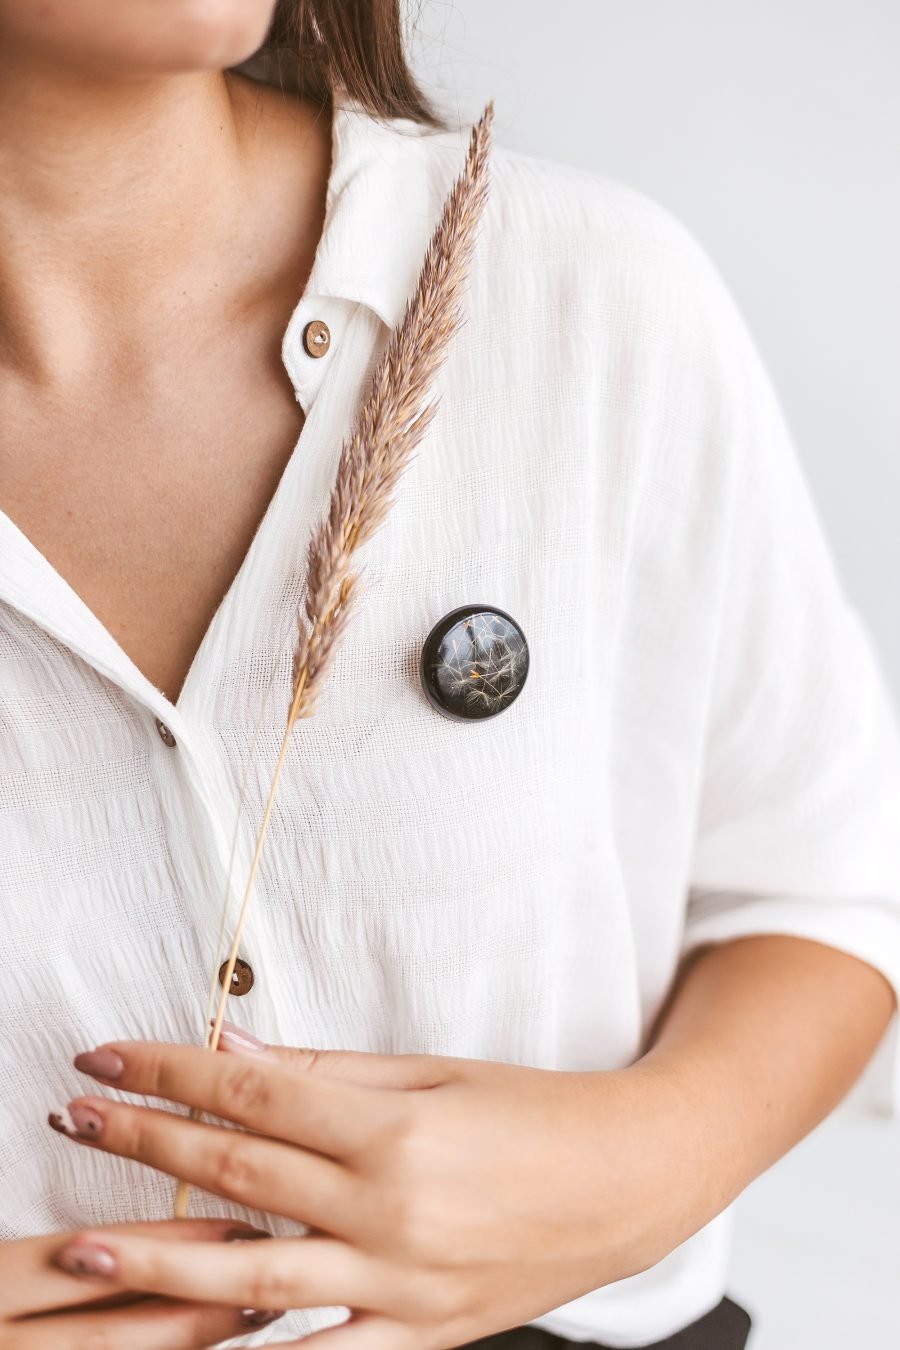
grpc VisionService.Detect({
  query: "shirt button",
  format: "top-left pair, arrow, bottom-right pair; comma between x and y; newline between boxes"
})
303,319 -> 331,358
154,718 -> 177,747
219,958 -> 255,996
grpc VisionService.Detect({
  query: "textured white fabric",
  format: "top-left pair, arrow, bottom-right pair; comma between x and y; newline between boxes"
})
2,87 -> 900,1348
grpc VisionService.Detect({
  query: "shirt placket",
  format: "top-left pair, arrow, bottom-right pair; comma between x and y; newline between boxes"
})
0,295 -> 391,1046
169,299 -> 390,1033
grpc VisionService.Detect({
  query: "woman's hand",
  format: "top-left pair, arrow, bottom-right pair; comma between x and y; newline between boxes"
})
0,1218 -> 282,1348
46,1031 -> 697,1349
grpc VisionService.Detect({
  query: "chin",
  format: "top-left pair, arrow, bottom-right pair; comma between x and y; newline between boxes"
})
1,0 -> 282,77
152,0 -> 282,71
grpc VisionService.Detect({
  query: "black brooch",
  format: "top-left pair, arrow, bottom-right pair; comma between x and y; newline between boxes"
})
419,605 -> 529,721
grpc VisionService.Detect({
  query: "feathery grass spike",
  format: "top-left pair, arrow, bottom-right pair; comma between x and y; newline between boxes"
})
174,99 -> 495,1217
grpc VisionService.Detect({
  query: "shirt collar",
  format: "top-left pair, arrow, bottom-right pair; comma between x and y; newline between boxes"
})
302,92 -> 452,333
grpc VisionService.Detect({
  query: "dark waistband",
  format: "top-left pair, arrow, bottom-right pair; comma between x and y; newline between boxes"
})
457,1296 -> 752,1350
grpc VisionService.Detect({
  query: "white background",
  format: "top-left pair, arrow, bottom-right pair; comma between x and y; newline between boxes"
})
410,3 -> 900,1344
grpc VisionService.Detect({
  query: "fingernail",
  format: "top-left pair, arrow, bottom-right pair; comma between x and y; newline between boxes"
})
49,1101 -> 105,1140
74,1049 -> 124,1081
224,1226 -> 273,1242
213,1020 -> 271,1056
53,1241 -> 117,1279
240,1309 -> 285,1328
48,1107 -> 76,1137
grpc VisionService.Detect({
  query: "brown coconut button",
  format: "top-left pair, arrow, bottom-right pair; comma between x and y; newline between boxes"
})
303,319 -> 331,358
218,958 -> 255,996
154,717 -> 177,747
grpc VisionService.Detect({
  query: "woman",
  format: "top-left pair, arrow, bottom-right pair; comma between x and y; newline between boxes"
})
1,2 -> 898,1348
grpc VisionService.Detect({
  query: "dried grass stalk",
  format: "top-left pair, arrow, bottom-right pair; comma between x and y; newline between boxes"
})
174,98 -> 495,1217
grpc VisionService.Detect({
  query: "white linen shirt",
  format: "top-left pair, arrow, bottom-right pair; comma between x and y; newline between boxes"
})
2,87 -> 900,1349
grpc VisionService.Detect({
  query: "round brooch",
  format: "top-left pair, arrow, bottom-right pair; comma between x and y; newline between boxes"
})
419,605 -> 529,722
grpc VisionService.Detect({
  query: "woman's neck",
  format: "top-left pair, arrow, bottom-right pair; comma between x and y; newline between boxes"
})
0,60 -> 328,383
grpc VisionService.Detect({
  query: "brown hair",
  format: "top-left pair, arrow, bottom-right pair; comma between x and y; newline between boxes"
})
255,0 -> 450,130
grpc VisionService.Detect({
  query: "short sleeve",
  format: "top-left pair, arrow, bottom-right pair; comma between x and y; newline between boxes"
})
677,239 -> 900,1114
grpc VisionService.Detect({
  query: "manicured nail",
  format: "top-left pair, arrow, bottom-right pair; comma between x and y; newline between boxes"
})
48,1102 -> 104,1140
73,1049 -> 124,1081
53,1241 -> 117,1279
213,1020 -> 271,1056
240,1309 -> 285,1328
224,1226 -> 273,1242
70,1101 -> 105,1138
48,1108 -> 75,1137
69,1101 -> 104,1138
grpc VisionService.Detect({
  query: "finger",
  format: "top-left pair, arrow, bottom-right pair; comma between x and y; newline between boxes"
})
4,1218 -> 267,1320
51,1233 -> 386,1314
214,1023 -> 455,1090
280,1312 -> 408,1349
72,1040 -> 389,1157
256,1046 -> 455,1090
50,1098 -> 355,1231
12,1298 -> 280,1350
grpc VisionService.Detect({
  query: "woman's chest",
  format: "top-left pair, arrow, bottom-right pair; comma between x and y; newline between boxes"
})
0,386 -> 623,1035
0,345 -> 306,703
0,314 -> 721,1228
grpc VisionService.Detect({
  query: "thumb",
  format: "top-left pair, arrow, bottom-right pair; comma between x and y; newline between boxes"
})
211,1019 -> 453,1088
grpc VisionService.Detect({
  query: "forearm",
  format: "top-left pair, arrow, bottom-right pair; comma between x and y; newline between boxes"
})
634,934 -> 897,1222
